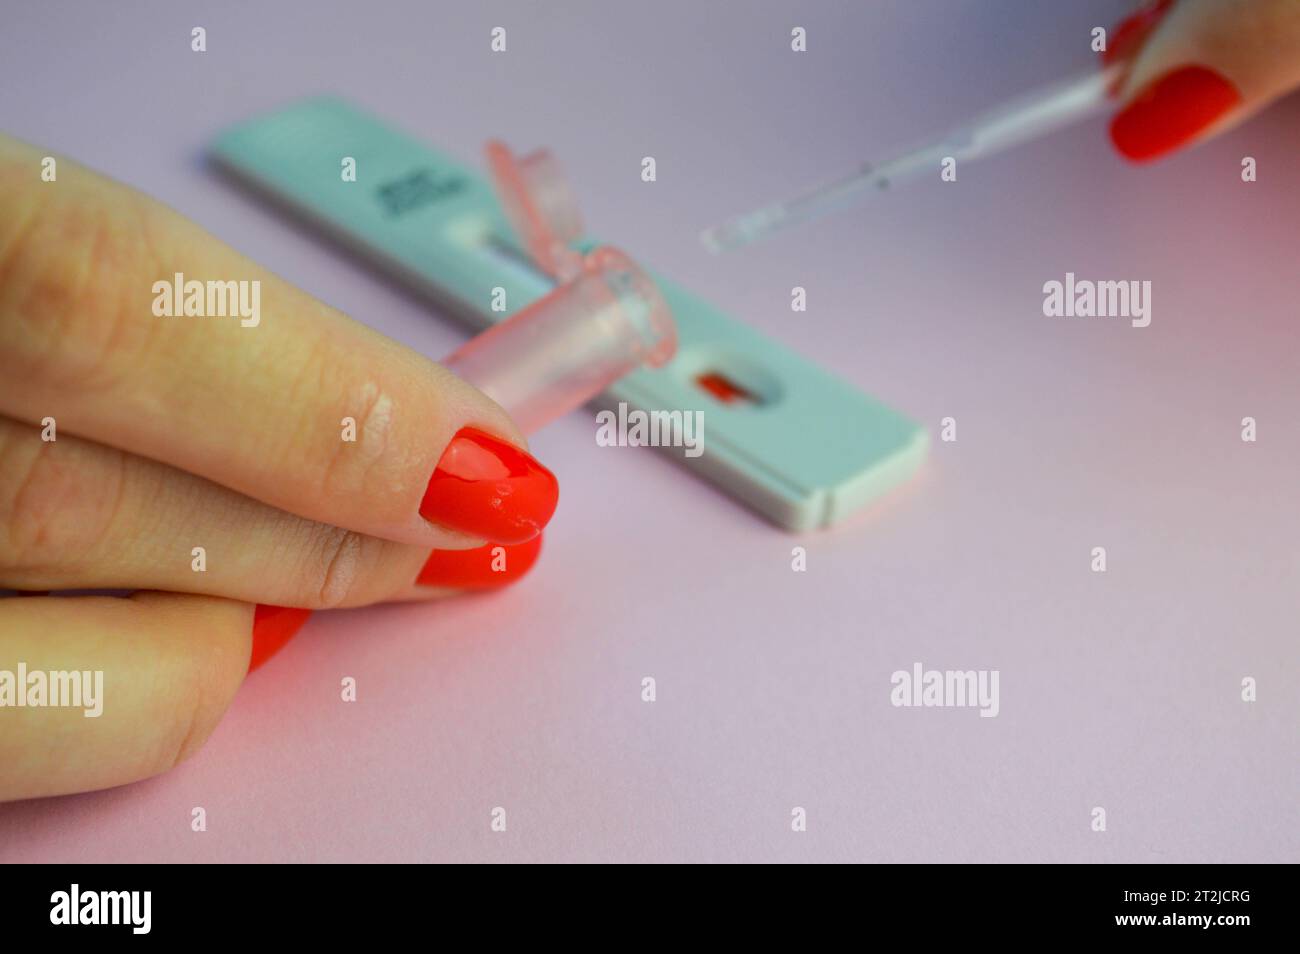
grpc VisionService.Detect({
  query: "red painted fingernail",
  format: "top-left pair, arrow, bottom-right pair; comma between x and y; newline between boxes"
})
1102,0 -> 1176,67
417,534 -> 544,589
1109,65 -> 1240,162
419,427 -> 558,545
249,604 -> 312,672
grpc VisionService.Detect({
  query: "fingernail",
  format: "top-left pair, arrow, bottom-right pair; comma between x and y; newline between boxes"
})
419,427 -> 558,545
417,534 -> 544,589
1102,0 -> 1176,67
249,604 -> 312,672
1109,65 -> 1241,162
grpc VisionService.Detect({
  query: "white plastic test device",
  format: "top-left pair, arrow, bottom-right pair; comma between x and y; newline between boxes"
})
212,97 -> 927,531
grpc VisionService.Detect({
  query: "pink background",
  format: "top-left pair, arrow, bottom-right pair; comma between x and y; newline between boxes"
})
1,0 -> 1297,862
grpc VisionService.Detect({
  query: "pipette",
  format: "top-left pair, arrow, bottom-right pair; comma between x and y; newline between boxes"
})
700,62 -> 1123,253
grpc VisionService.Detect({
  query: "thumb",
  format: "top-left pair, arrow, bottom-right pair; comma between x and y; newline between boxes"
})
1107,0 -> 1300,162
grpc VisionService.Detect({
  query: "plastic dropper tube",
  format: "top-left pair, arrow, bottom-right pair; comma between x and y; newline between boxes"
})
701,62 -> 1123,253
442,246 -> 676,435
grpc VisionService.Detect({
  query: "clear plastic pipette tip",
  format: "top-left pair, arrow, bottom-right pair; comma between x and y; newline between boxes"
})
700,160 -> 889,253
700,63 -> 1119,253
699,207 -> 784,254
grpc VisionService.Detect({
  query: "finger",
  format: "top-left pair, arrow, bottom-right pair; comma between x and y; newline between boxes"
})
0,592 -> 249,801
249,536 -> 545,668
0,416 -> 544,614
1101,0 -> 1177,72
0,135 -> 558,548
1109,0 -> 1300,161
403,534 -> 545,598
415,534 -> 544,590
248,605 -> 312,672
0,415 -> 429,609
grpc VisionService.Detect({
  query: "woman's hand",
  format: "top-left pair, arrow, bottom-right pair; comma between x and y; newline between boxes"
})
0,134 -> 557,801
1107,0 -> 1300,161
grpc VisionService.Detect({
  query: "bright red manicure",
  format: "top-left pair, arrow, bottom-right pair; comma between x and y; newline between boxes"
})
419,427 -> 558,544
417,534 -> 544,589
1102,0 -> 1176,67
1109,65 -> 1240,162
249,604 -> 312,672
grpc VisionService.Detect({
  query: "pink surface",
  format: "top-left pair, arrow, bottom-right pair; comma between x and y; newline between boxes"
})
1,0 -> 1297,862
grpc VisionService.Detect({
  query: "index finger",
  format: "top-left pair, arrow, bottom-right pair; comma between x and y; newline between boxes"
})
1110,0 -> 1300,161
0,135 -> 558,547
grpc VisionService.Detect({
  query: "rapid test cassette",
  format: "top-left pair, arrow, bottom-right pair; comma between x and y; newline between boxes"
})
211,97 -> 926,531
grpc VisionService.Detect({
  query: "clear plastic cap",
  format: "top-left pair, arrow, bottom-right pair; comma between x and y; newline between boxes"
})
485,140 -> 585,282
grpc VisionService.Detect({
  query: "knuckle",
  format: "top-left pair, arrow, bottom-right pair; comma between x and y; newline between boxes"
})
167,681 -> 217,770
166,608 -> 249,770
167,688 -> 224,770
317,373 -> 392,497
0,424 -> 127,579
268,310 -> 456,529
309,362 -> 431,519
304,525 -> 391,609
0,185 -> 158,394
